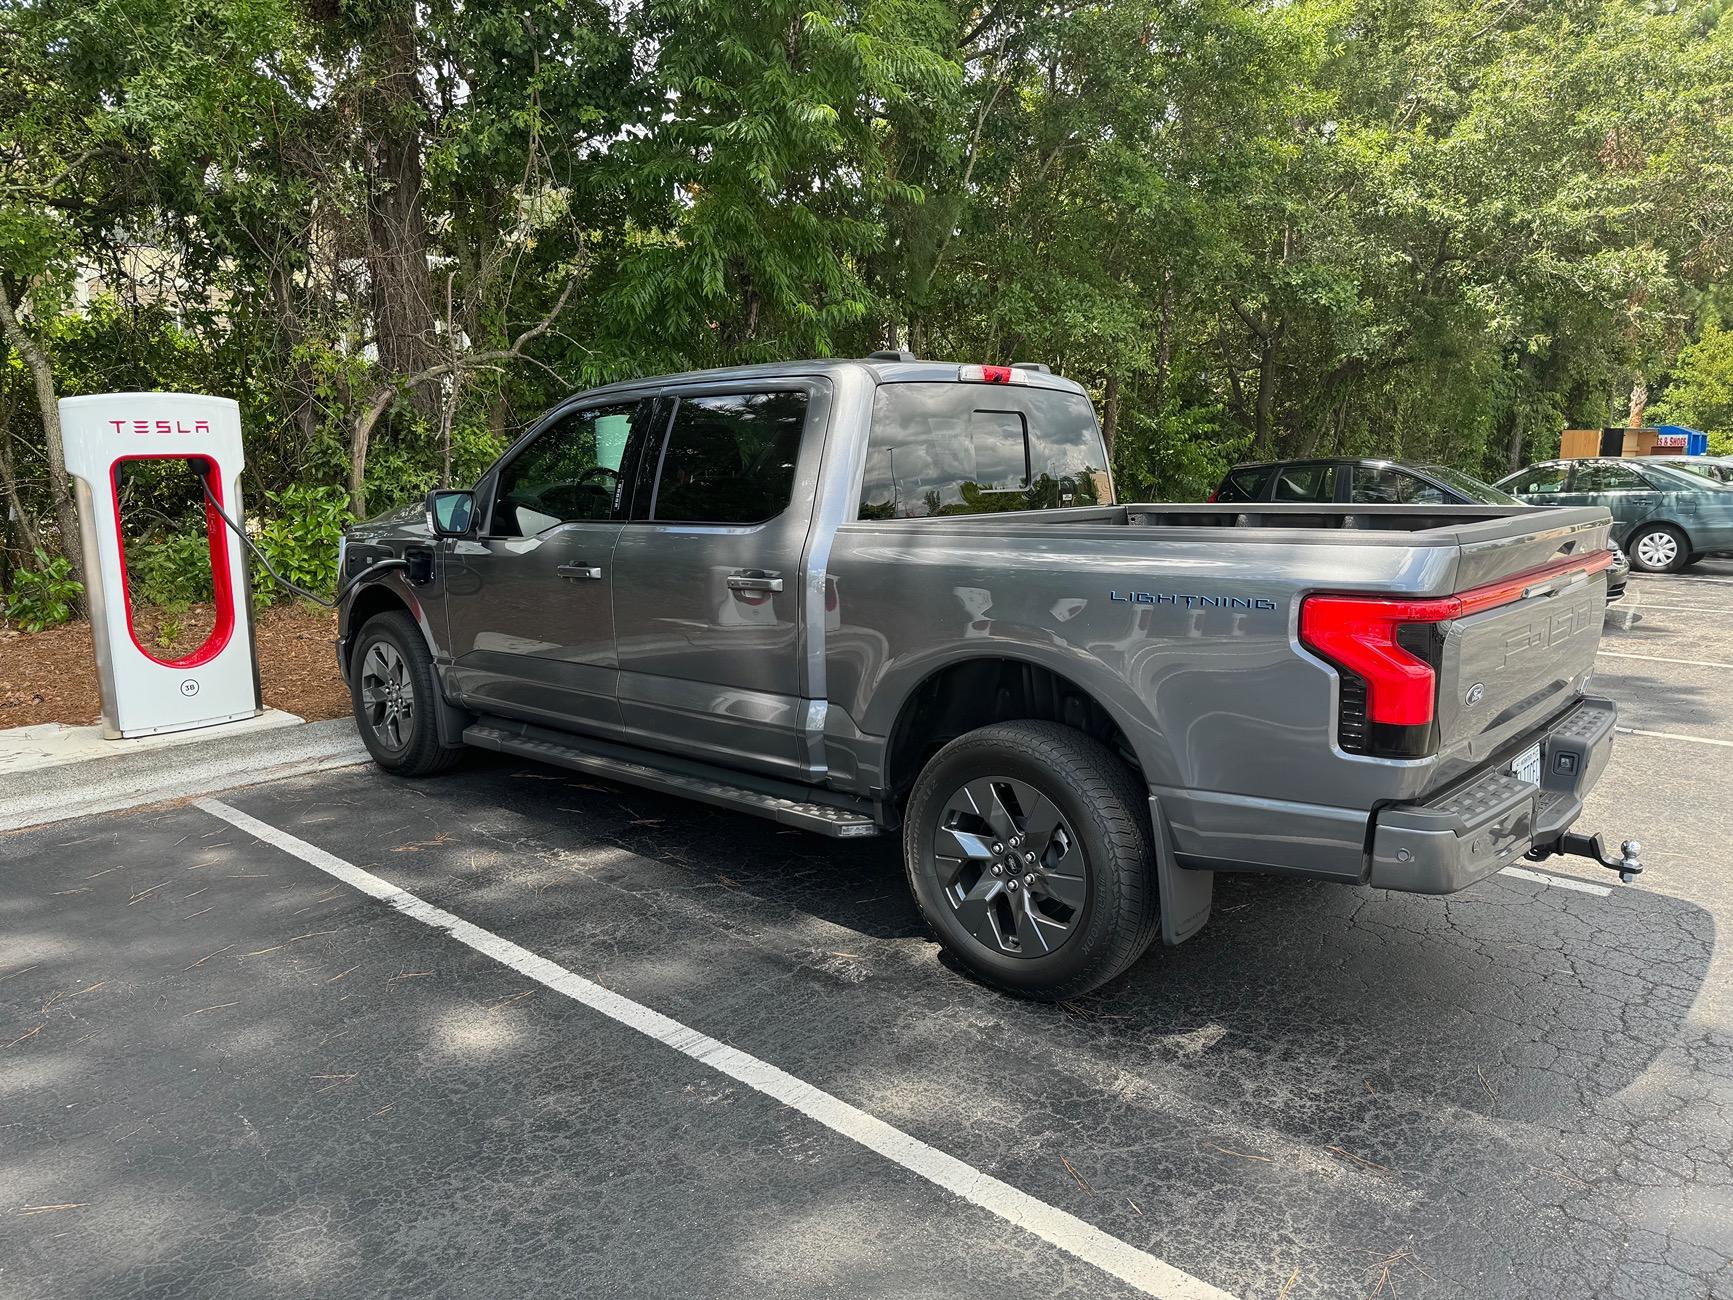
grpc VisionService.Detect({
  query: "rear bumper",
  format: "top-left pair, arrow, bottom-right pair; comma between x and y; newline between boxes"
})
1366,696 -> 1617,893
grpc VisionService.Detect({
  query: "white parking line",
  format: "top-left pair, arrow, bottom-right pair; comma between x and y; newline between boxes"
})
1620,603 -> 1733,614
197,797 -> 1236,1300
1617,725 -> 1733,749
1597,649 -> 1733,670
1498,866 -> 1613,897
1629,574 -> 1733,588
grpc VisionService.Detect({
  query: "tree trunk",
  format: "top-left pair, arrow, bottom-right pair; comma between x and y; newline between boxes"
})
1626,375 -> 1648,428
1153,275 -> 1174,409
1101,374 -> 1120,459
0,278 -> 85,596
1251,331 -> 1280,458
362,5 -> 437,420
0,425 -> 43,570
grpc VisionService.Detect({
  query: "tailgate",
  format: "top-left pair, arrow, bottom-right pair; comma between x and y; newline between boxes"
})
1432,514 -> 1611,781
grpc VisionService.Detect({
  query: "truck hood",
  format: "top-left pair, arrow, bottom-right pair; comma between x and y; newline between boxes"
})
346,501 -> 431,544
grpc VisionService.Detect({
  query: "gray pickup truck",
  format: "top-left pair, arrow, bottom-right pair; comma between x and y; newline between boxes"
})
337,357 -> 1638,997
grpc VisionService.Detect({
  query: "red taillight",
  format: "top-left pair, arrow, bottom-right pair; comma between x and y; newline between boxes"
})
1300,595 -> 1456,725
958,363 -> 1018,384
1300,550 -> 1616,733
1206,488 -> 1219,502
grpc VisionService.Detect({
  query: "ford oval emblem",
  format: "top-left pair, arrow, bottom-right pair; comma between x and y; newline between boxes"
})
1465,683 -> 1485,706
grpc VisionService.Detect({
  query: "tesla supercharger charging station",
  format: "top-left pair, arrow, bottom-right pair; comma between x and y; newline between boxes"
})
59,392 -> 261,739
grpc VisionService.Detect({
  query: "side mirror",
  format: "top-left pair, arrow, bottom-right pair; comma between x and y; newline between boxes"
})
427,489 -> 476,537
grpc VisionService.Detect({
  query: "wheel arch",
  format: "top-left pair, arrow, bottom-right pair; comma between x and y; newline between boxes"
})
880,653 -> 1161,809
343,579 -> 439,673
343,580 -> 468,746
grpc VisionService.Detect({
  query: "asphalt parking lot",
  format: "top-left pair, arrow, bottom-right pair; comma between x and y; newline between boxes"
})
3,561 -> 1731,1300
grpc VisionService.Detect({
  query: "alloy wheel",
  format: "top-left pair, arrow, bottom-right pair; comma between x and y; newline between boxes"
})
933,777 -> 1087,958
360,641 -> 415,749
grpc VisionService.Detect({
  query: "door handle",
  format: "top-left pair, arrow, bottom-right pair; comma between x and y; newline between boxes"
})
556,563 -> 603,581
727,570 -> 784,593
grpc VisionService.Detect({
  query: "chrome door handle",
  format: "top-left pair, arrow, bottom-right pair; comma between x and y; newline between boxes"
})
556,563 -> 603,581
727,570 -> 784,592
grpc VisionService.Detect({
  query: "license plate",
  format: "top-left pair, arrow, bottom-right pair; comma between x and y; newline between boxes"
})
1510,743 -> 1542,786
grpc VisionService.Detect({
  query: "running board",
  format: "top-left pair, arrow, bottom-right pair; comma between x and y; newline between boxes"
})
463,721 -> 882,839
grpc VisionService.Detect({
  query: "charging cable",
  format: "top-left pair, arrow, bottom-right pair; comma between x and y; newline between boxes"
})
199,478 -> 406,609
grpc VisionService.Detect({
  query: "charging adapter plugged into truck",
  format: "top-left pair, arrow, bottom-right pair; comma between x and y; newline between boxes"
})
333,356 -> 1640,998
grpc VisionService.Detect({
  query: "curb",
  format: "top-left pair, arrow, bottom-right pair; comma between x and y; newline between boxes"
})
0,716 -> 370,833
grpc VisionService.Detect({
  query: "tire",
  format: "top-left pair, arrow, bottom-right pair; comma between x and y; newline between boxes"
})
1627,523 -> 1689,574
350,611 -> 465,777
902,721 -> 1159,999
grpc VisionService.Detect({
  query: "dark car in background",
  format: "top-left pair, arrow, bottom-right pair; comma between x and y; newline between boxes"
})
1211,458 -> 1525,507
1494,458 -> 1733,573
1211,457 -> 1627,598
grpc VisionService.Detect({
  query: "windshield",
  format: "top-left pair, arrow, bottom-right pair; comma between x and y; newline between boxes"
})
1415,465 -> 1523,505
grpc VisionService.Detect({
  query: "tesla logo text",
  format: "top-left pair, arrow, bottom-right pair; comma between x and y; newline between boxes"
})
1501,600 -> 1593,666
109,418 -> 212,435
1110,591 -> 1277,610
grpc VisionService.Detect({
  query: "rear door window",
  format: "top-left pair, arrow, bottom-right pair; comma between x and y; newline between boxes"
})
648,391 -> 809,525
1214,466 -> 1271,503
1349,465 -> 1448,505
1571,462 -> 1651,492
1271,463 -> 1335,502
860,383 -> 1111,519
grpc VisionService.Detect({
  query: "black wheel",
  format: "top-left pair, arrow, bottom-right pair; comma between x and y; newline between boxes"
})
350,611 -> 464,777
903,721 -> 1159,999
1627,524 -> 1688,574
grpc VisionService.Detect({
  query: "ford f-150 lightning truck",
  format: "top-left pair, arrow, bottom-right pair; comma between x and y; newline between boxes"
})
336,357 -> 1639,998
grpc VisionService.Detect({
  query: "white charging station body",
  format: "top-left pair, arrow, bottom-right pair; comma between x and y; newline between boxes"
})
59,393 -> 261,738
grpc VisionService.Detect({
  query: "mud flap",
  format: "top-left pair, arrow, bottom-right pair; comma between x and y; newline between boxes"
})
1150,795 -> 1213,944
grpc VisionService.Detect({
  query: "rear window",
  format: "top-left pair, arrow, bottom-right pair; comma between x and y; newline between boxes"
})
859,383 -> 1111,519
1214,466 -> 1272,503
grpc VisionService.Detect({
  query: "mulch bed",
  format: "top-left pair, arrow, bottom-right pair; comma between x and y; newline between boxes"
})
0,603 -> 350,729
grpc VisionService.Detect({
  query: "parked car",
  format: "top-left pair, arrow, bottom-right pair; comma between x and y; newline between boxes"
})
1211,458 -> 1627,600
1494,457 -> 1733,573
1210,458 -> 1525,507
1645,455 -> 1733,485
338,359 -> 1633,998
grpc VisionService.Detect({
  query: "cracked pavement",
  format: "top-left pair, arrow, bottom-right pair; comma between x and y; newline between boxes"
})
2,560 -> 1730,1299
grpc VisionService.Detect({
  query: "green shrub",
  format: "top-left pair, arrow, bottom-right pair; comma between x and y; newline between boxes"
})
253,484 -> 351,604
129,530 -> 214,607
4,549 -> 83,632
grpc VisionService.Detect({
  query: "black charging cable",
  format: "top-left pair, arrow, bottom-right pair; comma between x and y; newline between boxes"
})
199,478 -> 406,609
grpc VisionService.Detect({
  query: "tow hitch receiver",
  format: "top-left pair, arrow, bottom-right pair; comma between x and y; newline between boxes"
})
1528,832 -> 1644,884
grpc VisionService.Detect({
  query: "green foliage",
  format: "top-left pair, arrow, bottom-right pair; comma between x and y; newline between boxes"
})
1653,324 -> 1733,444
129,531 -> 214,607
253,485 -> 352,603
1,0 -> 1731,575
3,550 -> 82,632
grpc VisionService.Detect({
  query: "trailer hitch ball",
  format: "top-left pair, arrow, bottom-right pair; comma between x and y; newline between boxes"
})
1618,840 -> 1642,885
